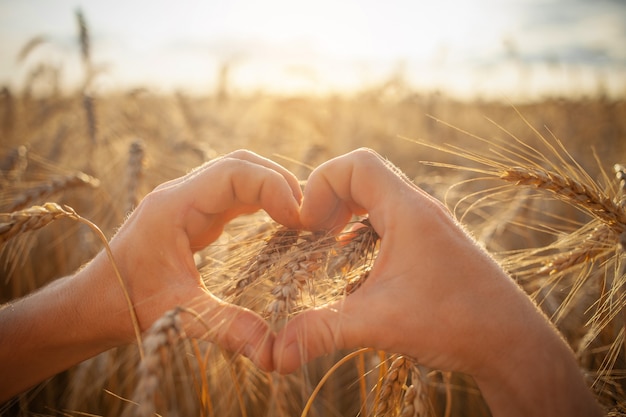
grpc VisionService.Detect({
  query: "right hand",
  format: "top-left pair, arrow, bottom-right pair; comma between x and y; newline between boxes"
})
272,148 -> 602,416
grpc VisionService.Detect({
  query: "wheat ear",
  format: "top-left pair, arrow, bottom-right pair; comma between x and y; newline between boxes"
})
231,228 -> 300,295
265,231 -> 333,321
328,218 -> 380,275
500,167 -> 626,234
539,224 -> 616,275
7,172 -> 100,212
0,145 -> 28,183
399,365 -> 430,417
375,355 -> 412,417
0,202 -> 76,244
126,308 -> 183,417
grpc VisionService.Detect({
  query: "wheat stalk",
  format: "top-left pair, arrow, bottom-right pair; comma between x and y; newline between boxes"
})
301,348 -> 375,417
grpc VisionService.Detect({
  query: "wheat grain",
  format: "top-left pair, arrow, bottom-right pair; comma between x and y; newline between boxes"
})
615,164 -> 626,202
399,384 -> 418,417
1,201 -> 145,356
399,365 -> 430,417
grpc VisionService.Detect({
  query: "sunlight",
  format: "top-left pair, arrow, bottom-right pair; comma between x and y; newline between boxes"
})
1,0 -> 624,98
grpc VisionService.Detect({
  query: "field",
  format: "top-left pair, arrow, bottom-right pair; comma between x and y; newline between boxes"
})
2,19 -> 626,417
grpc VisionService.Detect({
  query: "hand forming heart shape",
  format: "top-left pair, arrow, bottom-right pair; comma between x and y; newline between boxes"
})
105,147 -> 525,379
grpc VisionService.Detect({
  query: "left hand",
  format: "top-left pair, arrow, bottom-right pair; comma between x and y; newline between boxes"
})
89,150 -> 302,370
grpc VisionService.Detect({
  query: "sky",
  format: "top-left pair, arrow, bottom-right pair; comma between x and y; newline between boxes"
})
1,0 -> 625,99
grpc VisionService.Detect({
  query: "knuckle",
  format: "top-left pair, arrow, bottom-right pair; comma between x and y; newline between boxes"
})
226,149 -> 257,160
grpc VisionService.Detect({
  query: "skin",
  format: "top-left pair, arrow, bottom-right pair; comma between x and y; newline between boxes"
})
0,148 -> 603,416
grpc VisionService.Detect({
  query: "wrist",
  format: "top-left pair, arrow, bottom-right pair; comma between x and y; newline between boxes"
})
77,249 -> 138,347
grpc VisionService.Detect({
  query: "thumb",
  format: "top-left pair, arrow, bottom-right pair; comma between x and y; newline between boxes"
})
184,294 -> 275,372
273,300 -> 363,374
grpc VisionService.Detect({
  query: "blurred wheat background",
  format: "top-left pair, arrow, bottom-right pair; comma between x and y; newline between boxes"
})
1,2 -> 626,416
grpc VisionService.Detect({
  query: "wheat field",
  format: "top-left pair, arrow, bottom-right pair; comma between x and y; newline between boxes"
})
1,14 -> 626,417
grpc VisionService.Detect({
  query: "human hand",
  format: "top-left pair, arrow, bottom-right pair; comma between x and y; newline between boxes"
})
272,148 -> 601,416
272,147 -> 518,374
89,150 -> 302,371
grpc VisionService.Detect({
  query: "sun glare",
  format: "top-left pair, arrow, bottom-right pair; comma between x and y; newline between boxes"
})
1,0 -> 624,97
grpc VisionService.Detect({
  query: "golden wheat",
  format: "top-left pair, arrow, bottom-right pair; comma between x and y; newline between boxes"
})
266,231 -> 332,322
0,202 -> 78,245
3,30 -> 626,414
6,172 -> 100,212
500,166 -> 626,234
124,308 -> 183,417
375,355 -> 413,417
231,227 -> 301,296
328,218 -> 380,274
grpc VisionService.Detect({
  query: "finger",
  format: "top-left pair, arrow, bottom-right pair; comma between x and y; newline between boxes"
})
300,148 -> 416,234
215,150 -> 304,204
158,149 -> 303,204
184,293 -> 275,372
163,157 -> 302,248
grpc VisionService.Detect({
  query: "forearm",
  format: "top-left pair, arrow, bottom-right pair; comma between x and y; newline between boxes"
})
474,302 -> 603,416
0,254 -> 132,402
